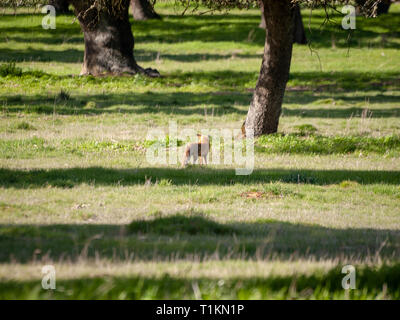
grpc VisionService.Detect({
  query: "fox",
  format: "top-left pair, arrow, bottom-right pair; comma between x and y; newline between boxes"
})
181,134 -> 210,167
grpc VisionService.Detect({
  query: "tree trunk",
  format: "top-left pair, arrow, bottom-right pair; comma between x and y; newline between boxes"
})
377,0 -> 391,15
259,13 -> 266,29
259,4 -> 306,45
49,0 -> 69,14
69,0 -> 159,77
292,4 -> 307,44
245,0 -> 294,136
131,0 -> 160,20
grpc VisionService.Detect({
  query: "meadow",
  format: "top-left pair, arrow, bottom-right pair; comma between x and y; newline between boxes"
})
0,3 -> 399,299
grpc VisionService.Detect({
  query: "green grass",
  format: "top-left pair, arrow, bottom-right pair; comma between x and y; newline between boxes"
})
0,61 -> 22,77
1,263 -> 400,299
127,212 -> 241,236
0,3 -> 399,299
1,134 -> 399,160
256,134 -> 400,156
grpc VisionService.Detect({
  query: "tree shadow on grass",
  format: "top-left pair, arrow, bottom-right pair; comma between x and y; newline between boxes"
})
2,70 -> 400,117
0,214 -> 399,263
0,47 -> 83,63
1,69 -> 398,89
7,98 -> 400,118
0,47 -> 261,64
1,10 -> 399,64
1,167 -> 399,189
2,263 -> 400,299
131,11 -> 400,49
1,91 -> 250,116
135,50 -> 262,63
1,10 -> 399,47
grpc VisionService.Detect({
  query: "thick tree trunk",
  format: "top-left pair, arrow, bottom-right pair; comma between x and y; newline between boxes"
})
131,0 -> 160,20
259,4 -> 306,45
69,0 -> 159,77
49,0 -> 69,14
245,0 -> 294,136
376,0 -> 391,15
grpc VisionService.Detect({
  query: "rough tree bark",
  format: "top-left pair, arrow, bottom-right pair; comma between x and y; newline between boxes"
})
131,0 -> 161,20
49,0 -> 69,13
259,4 -> 306,44
69,0 -> 159,77
245,0 -> 294,136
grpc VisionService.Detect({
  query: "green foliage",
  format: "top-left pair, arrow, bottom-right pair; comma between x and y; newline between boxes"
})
262,182 -> 301,197
15,121 -> 36,131
0,62 -> 22,77
157,178 -> 173,186
339,180 -> 360,188
256,134 -> 400,155
293,124 -> 318,136
145,135 -> 184,148
84,101 -> 97,109
128,212 -> 240,236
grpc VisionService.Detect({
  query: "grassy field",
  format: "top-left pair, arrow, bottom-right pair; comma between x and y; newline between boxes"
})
0,3 -> 399,299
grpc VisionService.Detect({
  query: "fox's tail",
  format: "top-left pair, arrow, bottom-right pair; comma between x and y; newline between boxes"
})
181,144 -> 190,167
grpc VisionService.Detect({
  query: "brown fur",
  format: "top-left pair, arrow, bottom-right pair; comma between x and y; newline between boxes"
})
181,135 -> 210,167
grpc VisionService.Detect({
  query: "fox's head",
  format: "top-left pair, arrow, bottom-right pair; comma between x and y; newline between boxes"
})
197,134 -> 210,144
200,135 -> 210,144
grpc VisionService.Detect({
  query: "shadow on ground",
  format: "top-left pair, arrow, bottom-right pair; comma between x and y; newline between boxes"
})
1,167 -> 399,188
0,214 -> 399,263
1,70 -> 400,117
2,263 -> 400,299
0,11 -> 399,57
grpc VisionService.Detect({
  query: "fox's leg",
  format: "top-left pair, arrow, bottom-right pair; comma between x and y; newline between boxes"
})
203,155 -> 207,165
199,156 -> 203,165
181,155 -> 188,167
193,154 -> 198,164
